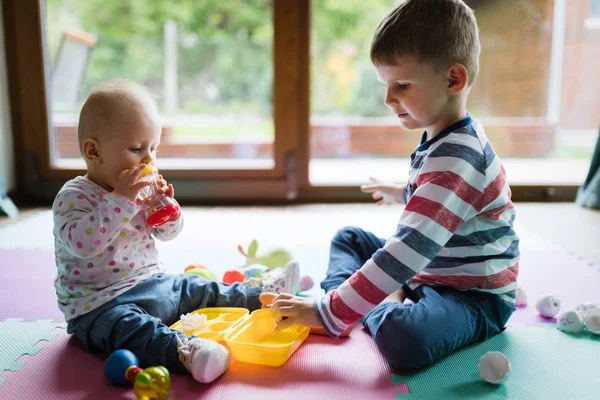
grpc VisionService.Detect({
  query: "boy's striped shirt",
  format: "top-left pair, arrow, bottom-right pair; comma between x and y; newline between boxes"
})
314,114 -> 519,337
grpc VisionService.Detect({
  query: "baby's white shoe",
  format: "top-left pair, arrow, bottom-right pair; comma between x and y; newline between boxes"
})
260,260 -> 300,295
177,335 -> 231,383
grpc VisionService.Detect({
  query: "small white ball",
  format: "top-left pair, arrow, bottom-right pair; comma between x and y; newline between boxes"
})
535,294 -> 561,318
575,302 -> 598,318
556,310 -> 584,333
515,287 -> 527,307
584,308 -> 600,335
479,351 -> 511,384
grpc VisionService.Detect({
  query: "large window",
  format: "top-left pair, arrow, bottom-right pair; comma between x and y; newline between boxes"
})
309,0 -> 598,186
47,0 -> 274,170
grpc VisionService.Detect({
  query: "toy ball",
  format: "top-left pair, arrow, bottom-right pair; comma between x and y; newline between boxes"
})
556,310 -> 584,334
514,287 -> 527,307
223,269 -> 246,285
535,293 -> 561,318
105,349 -> 139,386
185,264 -> 218,280
478,351 -> 511,384
584,308 -> 600,335
130,365 -> 171,400
243,264 -> 270,278
299,275 -> 314,292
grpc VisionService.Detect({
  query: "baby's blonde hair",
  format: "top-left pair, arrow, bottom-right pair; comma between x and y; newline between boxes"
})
77,78 -> 159,151
370,0 -> 480,86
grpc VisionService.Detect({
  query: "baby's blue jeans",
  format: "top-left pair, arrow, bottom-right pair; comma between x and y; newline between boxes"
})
67,274 -> 262,373
321,226 -> 516,370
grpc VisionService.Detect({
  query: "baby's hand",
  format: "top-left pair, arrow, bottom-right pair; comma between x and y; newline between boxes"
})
114,164 -> 152,202
361,177 -> 405,205
267,293 -> 322,332
157,175 -> 175,198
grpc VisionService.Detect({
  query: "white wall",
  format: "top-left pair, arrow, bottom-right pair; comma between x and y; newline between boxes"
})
0,5 -> 15,192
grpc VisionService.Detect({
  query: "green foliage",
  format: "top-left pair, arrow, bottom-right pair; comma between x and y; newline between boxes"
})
46,0 -> 397,123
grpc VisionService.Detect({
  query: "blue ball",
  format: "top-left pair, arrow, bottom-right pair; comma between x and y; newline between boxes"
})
104,349 -> 139,386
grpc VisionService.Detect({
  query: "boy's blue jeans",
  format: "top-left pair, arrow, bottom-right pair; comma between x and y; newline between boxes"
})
321,226 -> 516,370
67,274 -> 262,373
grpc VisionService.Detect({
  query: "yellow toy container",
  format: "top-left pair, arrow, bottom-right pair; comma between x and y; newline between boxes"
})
170,308 -> 309,367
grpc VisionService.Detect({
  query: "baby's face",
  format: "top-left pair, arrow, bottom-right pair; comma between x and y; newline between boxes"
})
375,57 -> 450,136
97,112 -> 162,191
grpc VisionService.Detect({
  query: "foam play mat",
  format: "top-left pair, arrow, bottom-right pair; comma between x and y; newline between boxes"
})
1,208 -> 599,399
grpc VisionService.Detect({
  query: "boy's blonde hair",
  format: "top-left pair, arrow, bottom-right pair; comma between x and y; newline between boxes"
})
77,78 -> 159,150
370,0 -> 480,86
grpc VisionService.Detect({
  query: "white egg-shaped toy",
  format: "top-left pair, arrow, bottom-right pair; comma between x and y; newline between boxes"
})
575,302 -> 599,318
556,310 -> 584,333
584,308 -> 600,335
535,294 -> 561,318
479,351 -> 511,384
515,287 -> 527,307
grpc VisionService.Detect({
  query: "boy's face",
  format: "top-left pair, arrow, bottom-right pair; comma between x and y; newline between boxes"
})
375,57 -> 451,137
95,112 -> 162,191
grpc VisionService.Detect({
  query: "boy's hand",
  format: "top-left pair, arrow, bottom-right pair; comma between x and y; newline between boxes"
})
157,174 -> 175,198
264,293 -> 322,332
114,164 -> 152,202
361,177 -> 405,205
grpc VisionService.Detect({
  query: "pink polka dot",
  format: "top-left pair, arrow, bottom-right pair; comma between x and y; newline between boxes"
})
129,280 -> 136,284
114,207 -> 121,213
91,202 -> 97,207
109,261 -> 116,266
73,270 -> 80,275
129,262 -> 135,268
91,194 -> 96,198
76,242 -> 83,249
68,286 -> 74,291
99,228 -> 106,234
58,201 -> 63,207
70,309 -> 76,315
67,214 -> 73,218
94,240 -> 102,246
142,236 -> 147,240
146,244 -> 150,249
68,234 -> 72,241
77,195 -> 84,199
87,263 -> 94,268
124,245 -> 128,249
132,232 -> 137,237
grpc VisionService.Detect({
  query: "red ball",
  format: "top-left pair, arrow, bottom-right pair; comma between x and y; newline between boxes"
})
223,269 -> 246,285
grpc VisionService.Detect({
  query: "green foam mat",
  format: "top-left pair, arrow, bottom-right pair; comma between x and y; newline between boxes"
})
0,319 -> 66,386
393,324 -> 599,399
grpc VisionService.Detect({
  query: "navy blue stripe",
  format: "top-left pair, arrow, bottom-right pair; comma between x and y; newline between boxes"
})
446,225 -> 516,248
425,240 -> 520,269
411,153 -> 426,169
483,142 -> 495,168
314,299 -> 342,336
393,224 -> 442,259
428,142 -> 486,175
372,249 -> 419,283
454,124 -> 478,138
415,112 -> 473,152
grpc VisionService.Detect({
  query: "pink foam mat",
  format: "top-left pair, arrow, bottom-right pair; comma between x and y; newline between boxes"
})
1,245 -> 599,399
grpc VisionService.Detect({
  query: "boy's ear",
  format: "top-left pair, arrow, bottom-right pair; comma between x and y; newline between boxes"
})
445,63 -> 468,95
82,138 -> 101,164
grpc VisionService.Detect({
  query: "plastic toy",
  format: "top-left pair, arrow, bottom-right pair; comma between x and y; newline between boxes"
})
556,310 -> 585,333
584,308 -> 600,335
514,287 -> 527,307
223,269 -> 247,285
170,307 -> 309,367
238,239 -> 293,270
180,312 -> 208,332
184,264 -> 218,280
138,165 -> 181,227
478,351 -> 511,384
535,293 -> 561,318
576,302 -> 598,317
104,349 -> 171,400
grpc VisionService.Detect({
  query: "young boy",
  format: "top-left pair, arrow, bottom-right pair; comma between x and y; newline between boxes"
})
268,0 -> 519,370
53,78 -> 300,383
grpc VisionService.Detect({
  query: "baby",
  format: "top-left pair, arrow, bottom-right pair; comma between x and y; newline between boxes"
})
52,78 -> 299,383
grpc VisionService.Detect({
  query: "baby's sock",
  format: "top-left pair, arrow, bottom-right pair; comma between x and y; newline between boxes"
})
177,335 -> 231,383
258,260 -> 300,295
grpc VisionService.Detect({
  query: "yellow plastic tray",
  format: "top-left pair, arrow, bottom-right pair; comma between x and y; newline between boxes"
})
170,307 -> 248,342
224,308 -> 310,367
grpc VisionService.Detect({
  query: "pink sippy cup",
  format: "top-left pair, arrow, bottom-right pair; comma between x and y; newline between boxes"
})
138,165 -> 181,227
